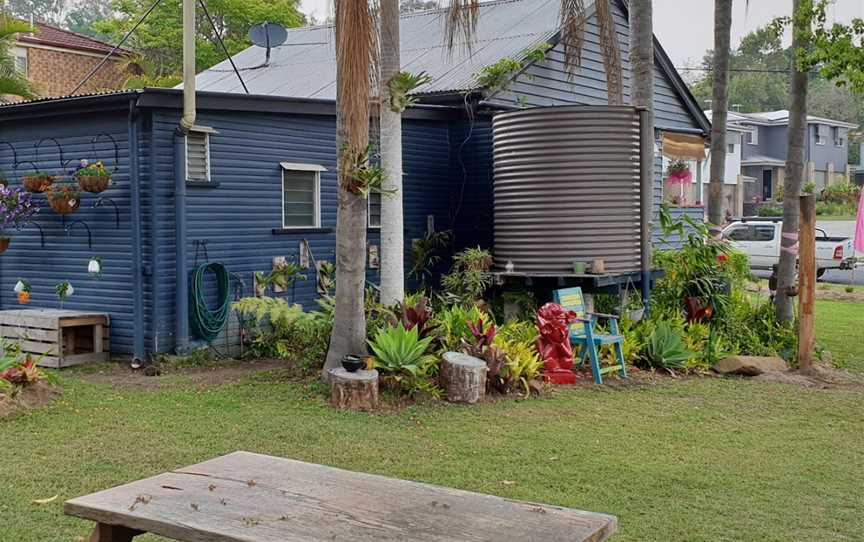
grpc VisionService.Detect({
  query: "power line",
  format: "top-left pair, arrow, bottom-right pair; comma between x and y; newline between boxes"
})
676,66 -> 820,75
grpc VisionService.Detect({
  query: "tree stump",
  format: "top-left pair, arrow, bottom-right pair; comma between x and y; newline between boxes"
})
440,352 -> 486,404
329,368 -> 379,411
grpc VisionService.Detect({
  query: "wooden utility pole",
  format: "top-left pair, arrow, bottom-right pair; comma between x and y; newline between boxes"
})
797,194 -> 816,372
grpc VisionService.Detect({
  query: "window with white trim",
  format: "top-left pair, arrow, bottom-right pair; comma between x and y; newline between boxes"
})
281,163 -> 323,228
368,190 -> 381,228
11,47 -> 27,76
833,127 -> 844,146
185,129 -> 211,182
815,124 -> 827,145
746,127 -> 759,145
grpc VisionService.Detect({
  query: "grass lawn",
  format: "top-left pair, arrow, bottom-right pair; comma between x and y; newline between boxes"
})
1,299 -> 862,542
816,300 -> 864,373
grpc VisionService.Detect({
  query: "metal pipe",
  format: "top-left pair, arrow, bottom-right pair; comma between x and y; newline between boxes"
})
128,100 -> 145,362
639,108 -> 654,309
149,113 -> 160,354
174,131 -> 190,353
180,0 -> 197,132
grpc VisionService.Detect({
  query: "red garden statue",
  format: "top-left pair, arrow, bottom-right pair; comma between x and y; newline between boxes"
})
535,302 -> 578,385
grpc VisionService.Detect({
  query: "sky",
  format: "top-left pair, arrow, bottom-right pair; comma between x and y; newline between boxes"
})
298,0 -> 863,69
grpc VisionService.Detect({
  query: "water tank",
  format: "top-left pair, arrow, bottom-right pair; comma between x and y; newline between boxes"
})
493,106 -> 643,275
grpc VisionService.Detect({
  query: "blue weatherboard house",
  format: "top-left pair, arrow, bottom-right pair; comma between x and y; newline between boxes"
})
0,0 -> 709,361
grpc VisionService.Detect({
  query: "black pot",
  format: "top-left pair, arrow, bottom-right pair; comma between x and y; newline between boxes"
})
342,355 -> 364,373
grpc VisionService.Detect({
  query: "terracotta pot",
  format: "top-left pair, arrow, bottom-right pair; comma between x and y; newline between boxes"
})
0,237 -> 9,253
47,193 -> 81,215
17,291 -> 29,304
76,174 -> 111,193
22,174 -> 54,193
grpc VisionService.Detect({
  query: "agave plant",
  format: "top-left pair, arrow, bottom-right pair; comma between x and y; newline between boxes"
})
644,322 -> 693,372
368,325 -> 437,394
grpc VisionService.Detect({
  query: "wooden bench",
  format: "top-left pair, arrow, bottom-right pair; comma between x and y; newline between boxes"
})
65,451 -> 617,541
0,309 -> 109,368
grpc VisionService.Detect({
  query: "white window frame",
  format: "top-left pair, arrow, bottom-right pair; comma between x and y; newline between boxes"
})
833,127 -> 843,147
746,128 -> 759,145
815,125 -> 827,146
11,46 -> 27,76
185,126 -> 217,183
727,143 -> 735,154
280,162 -> 325,229
367,190 -> 382,228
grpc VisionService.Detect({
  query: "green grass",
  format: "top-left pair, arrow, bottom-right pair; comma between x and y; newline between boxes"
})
2,299 -> 862,541
816,300 -> 864,372
2,373 -> 864,541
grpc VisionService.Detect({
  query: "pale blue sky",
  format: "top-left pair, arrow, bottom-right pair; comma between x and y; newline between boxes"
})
298,0 -> 864,67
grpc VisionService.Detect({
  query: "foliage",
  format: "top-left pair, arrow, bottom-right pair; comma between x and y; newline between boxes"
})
255,263 -> 306,293
397,296 -> 438,340
475,58 -> 524,93
643,321 -> 692,371
713,291 -> 796,360
74,160 -> 111,178
0,186 -> 39,236
368,324 -> 438,396
757,204 -> 783,217
666,159 -> 690,177
408,229 -> 452,287
820,181 -> 860,206
0,339 -> 55,389
55,281 -> 72,304
460,319 -> 506,385
815,201 -> 856,217
432,303 -> 490,353
387,71 -> 433,112
493,321 -> 542,396
45,183 -> 80,204
94,0 -> 305,83
0,15 -> 35,100
341,145 -> 390,197
233,297 -> 331,370
440,247 -> 493,305
490,290 -> 537,323
316,261 -> 336,296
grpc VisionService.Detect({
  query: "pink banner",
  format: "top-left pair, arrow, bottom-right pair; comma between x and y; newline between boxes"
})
855,188 -> 864,253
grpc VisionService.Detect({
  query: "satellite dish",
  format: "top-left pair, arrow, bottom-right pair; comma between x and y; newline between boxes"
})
250,22 -> 288,65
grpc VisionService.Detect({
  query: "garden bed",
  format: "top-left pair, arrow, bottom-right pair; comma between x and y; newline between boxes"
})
0,381 -> 60,419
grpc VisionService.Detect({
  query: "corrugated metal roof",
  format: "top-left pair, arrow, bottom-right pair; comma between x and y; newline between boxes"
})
194,0 -> 563,99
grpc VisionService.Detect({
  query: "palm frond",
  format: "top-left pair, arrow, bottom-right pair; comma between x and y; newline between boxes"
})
442,0 -> 480,54
594,0 -> 623,105
559,0 -> 586,76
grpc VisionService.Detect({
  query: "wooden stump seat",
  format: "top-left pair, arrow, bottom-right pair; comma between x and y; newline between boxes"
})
440,352 -> 487,404
328,368 -> 379,411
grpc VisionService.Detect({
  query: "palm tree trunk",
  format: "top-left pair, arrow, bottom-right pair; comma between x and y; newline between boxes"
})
708,0 -> 733,226
323,0 -> 375,379
379,0 -> 405,306
775,0 -> 809,323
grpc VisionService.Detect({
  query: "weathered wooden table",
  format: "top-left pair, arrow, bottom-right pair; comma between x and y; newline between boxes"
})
65,451 -> 617,542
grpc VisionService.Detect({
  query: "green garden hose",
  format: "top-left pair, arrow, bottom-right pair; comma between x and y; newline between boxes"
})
189,262 -> 231,343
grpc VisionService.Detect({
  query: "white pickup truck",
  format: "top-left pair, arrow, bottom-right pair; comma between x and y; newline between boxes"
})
722,219 -> 856,278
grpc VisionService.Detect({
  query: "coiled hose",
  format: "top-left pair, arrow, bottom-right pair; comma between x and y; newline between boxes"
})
189,262 -> 231,343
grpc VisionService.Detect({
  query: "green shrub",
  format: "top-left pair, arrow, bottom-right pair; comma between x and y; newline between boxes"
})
820,181 -> 860,206
233,297 -> 331,371
757,205 -> 783,217
494,321 -> 543,396
644,322 -> 692,371
368,325 -> 439,396
433,304 -> 491,352
440,247 -> 493,305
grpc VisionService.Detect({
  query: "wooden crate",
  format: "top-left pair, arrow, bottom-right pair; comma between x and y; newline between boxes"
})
0,309 -> 110,368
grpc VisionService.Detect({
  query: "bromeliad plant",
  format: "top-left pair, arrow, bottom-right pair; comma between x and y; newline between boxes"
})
0,185 -> 39,250
397,296 -> 438,340
341,145 -> 394,198
461,319 -> 507,387
387,71 -> 433,113
368,324 -> 439,396
0,339 -> 56,394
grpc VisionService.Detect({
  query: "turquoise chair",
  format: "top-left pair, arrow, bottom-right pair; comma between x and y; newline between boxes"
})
553,287 -> 627,385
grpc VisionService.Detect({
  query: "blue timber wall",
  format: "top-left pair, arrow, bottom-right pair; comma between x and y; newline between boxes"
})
0,108 -> 142,354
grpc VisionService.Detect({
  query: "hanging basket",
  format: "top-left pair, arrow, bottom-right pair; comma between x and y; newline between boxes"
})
0,237 -> 10,253
22,174 -> 55,193
47,192 -> 81,215
76,174 -> 112,194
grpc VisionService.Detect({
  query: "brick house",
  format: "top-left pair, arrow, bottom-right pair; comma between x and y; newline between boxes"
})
10,21 -> 131,98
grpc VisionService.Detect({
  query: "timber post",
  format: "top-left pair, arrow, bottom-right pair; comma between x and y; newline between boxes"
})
797,194 -> 816,372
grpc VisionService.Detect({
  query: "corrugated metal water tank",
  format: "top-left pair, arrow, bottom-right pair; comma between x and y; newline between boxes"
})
493,106 -> 642,274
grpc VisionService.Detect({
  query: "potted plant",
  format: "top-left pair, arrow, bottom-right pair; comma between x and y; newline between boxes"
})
14,279 -> 31,304
0,186 -> 40,253
75,160 -> 112,193
623,293 -> 645,322
56,281 -> 73,308
46,183 -> 81,215
22,171 -> 55,193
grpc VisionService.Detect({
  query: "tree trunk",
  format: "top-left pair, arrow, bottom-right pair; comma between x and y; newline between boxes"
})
629,0 -> 654,303
379,0 -> 405,307
775,0 -> 809,323
323,0 -> 373,379
708,0 -> 733,226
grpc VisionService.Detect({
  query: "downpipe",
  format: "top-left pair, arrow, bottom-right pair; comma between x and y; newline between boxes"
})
129,99 -> 146,363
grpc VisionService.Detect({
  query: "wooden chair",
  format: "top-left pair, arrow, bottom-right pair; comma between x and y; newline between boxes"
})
553,287 -> 627,385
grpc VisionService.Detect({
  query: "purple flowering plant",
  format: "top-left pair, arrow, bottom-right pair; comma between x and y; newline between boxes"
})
0,186 -> 40,239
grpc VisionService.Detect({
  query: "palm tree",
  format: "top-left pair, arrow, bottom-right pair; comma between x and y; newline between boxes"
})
708,0 -> 733,226
0,14 -> 35,101
378,0 -> 405,306
322,0 -> 378,378
775,0 -> 809,323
